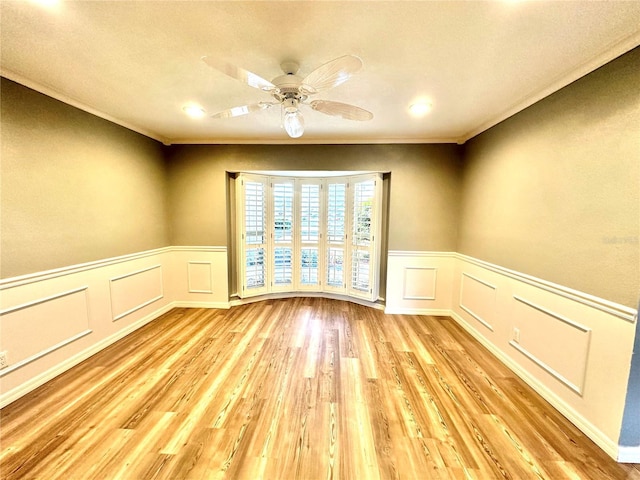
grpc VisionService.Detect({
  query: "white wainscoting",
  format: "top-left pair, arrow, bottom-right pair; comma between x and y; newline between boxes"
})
459,272 -> 496,332
450,254 -> 637,461
384,251 -> 455,315
509,295 -> 591,396
385,250 -> 638,461
110,265 -> 164,321
0,287 -> 92,377
0,246 -> 229,408
1,247 -> 637,462
169,247 -> 229,309
188,262 -> 214,294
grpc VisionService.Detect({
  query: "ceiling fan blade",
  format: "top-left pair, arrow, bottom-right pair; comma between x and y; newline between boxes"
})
202,56 -> 276,92
309,100 -> 373,121
211,102 -> 274,119
301,55 -> 363,94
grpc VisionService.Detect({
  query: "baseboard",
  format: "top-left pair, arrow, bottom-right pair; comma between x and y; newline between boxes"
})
384,307 -> 451,316
229,292 -> 385,310
617,445 -> 640,463
449,310 -> 620,461
0,302 -> 175,409
172,301 -> 231,309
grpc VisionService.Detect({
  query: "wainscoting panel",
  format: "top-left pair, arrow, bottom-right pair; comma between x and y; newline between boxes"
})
0,287 -> 91,376
110,265 -> 164,321
459,272 -> 496,332
385,251 -> 455,315
451,253 -> 637,461
403,267 -> 437,300
0,247 -> 229,408
188,262 -> 213,294
169,247 -> 229,308
510,295 -> 591,395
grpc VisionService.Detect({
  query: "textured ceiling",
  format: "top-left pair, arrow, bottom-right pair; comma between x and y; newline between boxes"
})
1,1 -> 639,145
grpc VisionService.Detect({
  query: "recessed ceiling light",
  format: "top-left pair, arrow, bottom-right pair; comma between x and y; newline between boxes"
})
30,0 -> 59,8
182,104 -> 206,119
409,102 -> 432,117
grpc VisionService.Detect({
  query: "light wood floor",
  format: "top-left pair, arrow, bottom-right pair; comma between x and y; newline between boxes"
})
1,298 -> 639,479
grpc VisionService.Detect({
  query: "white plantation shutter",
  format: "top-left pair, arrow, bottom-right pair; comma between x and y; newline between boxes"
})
297,180 -> 322,290
271,179 -> 295,291
237,173 -> 381,302
324,179 -> 348,294
349,177 -> 378,299
238,175 -> 269,296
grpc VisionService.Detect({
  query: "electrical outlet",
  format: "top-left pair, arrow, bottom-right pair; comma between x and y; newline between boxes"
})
0,351 -> 8,369
513,327 -> 521,343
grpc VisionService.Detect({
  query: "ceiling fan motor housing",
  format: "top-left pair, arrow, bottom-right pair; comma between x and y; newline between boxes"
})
272,72 -> 307,104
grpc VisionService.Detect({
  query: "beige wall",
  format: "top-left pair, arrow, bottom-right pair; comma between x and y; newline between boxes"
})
458,48 -> 640,308
2,48 -> 638,308
1,79 -> 170,278
165,144 -> 463,252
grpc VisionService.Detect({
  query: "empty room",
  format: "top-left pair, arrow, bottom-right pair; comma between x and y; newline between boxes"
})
1,1 -> 639,479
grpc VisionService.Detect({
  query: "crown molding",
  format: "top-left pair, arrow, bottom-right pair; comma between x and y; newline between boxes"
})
459,30 -> 640,143
1,68 -> 170,145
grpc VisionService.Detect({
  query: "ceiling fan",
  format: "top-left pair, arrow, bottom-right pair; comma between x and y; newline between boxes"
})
201,55 -> 373,138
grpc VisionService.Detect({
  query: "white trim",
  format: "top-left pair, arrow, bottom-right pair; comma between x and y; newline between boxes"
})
112,296 -> 163,322
459,272 -> 496,332
109,264 -> 161,283
458,30 -> 640,143
386,250 -> 638,322
388,250 -> 457,258
461,271 -> 497,291
109,265 -> 164,322
402,267 -> 437,300
172,301 -> 231,309
0,247 -> 171,289
0,246 -> 227,290
511,294 -> 592,396
0,330 -> 93,378
229,291 -> 386,311
459,305 -> 494,332
0,68 -> 170,145
513,295 -> 590,332
456,253 -> 636,322
384,307 -> 451,316
166,137 -> 460,146
617,445 -> 640,463
187,261 -> 214,294
0,286 -> 89,315
508,341 -> 585,396
0,302 -> 175,408
172,246 -> 227,253
450,310 -> 620,460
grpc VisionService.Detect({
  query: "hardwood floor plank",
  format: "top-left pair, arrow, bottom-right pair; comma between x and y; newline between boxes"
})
1,298 -> 638,479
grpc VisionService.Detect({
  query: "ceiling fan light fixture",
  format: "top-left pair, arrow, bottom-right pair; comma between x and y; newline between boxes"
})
284,110 -> 305,138
283,97 -> 299,113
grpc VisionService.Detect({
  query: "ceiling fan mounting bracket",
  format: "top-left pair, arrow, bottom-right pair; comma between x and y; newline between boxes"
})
280,60 -> 300,75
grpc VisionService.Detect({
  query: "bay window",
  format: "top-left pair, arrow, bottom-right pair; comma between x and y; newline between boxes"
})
236,173 -> 382,302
